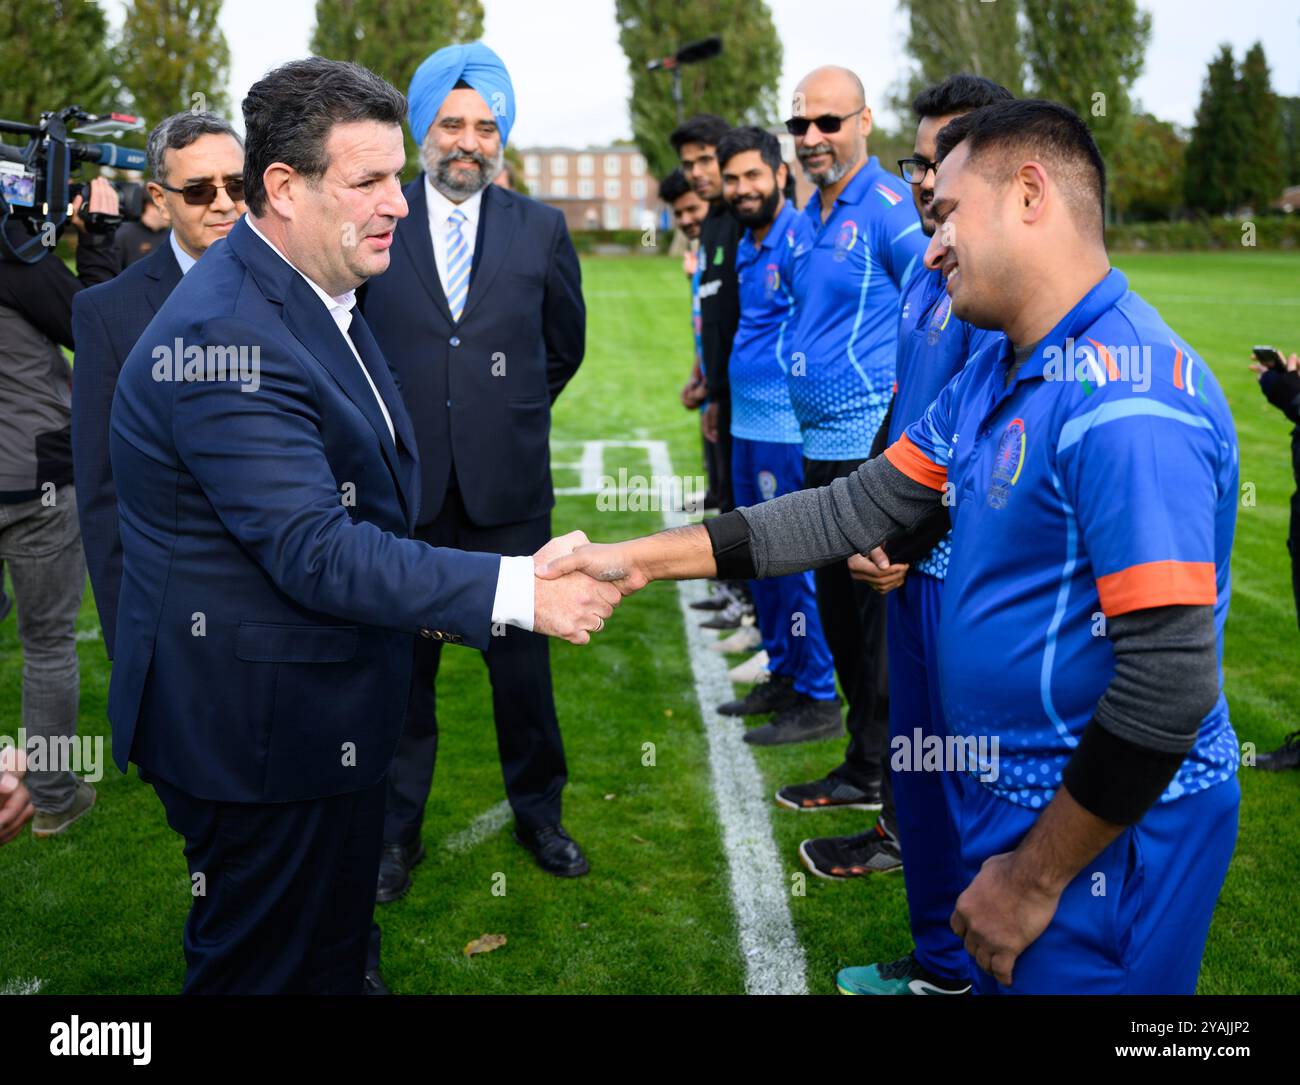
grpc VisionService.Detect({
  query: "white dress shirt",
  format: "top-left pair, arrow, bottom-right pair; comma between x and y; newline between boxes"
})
425,178 -> 483,301
169,229 -> 197,275
243,215 -> 534,632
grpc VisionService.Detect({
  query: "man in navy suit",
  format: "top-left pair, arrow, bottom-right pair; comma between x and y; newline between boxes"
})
73,110 -> 246,660
108,58 -> 619,994
361,43 -> 589,889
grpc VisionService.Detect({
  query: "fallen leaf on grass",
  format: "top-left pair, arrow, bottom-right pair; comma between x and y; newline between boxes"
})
631,834 -> 651,845
464,933 -> 507,957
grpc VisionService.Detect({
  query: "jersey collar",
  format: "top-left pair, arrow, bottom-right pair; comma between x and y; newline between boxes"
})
1000,268 -> 1129,388
740,199 -> 797,257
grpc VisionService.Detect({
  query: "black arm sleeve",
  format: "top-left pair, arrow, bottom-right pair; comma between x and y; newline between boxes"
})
1061,604 -> 1220,825
1259,368 -> 1300,426
704,453 -> 943,579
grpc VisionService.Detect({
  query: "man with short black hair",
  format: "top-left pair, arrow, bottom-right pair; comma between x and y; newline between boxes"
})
548,98 -> 1241,995
74,110 -> 247,660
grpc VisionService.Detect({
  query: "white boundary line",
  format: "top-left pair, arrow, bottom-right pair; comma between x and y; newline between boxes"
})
554,439 -> 808,995
441,800 -> 513,854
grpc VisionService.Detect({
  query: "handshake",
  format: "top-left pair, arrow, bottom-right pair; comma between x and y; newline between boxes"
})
529,530 -> 660,645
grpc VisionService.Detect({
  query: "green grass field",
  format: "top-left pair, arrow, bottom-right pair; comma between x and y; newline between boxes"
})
1,250 -> 1297,995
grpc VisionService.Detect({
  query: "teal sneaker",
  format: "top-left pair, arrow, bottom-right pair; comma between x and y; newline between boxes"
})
837,952 -> 971,995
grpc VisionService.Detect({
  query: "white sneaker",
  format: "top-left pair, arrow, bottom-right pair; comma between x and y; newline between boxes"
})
729,650 -> 769,684
709,624 -> 762,654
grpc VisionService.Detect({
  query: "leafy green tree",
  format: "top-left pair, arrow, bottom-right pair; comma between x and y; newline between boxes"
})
1110,114 -> 1185,221
615,0 -> 782,181
1238,42 -> 1285,213
0,0 -> 117,127
117,0 -> 232,140
1022,0 -> 1152,172
1184,44 -> 1251,214
1281,96 -> 1300,187
892,0 -> 1025,116
311,0 -> 484,176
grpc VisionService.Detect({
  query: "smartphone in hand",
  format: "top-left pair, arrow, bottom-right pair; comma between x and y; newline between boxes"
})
1252,346 -> 1286,370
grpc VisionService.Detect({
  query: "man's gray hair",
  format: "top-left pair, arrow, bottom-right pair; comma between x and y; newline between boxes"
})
146,111 -> 242,182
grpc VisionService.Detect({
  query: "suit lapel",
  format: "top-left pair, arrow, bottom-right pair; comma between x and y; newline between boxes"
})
458,184 -> 515,324
347,310 -> 419,523
397,177 -> 455,326
144,241 -> 183,313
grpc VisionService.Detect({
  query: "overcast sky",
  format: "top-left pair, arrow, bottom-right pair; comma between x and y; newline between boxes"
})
108,0 -> 1300,145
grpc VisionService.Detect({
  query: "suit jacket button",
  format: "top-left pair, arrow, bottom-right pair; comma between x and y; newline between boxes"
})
450,336 -> 461,347
419,628 -> 433,638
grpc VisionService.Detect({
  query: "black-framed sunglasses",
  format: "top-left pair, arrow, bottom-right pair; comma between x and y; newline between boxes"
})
897,156 -> 939,185
158,177 -> 245,205
784,110 -> 862,137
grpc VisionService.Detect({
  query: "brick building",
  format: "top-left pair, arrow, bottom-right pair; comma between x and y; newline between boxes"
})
521,145 -> 653,232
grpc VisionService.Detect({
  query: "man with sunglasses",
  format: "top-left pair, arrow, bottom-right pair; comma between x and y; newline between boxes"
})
771,68 -> 928,833
73,111 -> 246,659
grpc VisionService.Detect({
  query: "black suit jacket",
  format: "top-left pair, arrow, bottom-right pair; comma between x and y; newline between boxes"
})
72,240 -> 183,658
360,177 -> 585,528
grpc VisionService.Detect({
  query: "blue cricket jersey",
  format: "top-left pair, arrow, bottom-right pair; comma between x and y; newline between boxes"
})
886,269 -> 1239,810
729,200 -> 807,445
888,266 -> 1004,578
786,156 -> 928,460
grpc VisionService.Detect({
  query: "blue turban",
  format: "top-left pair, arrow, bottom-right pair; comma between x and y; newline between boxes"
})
408,41 -> 516,148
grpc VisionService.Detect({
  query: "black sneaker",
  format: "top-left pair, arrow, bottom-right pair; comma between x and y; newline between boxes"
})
1256,730 -> 1300,771
690,581 -> 734,612
717,674 -> 798,717
743,696 -> 843,746
700,597 -> 748,630
775,775 -> 882,812
799,823 -> 902,880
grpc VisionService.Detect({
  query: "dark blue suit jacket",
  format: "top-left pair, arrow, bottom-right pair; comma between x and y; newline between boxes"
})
360,178 -> 584,528
72,240 -> 183,659
108,216 -> 500,803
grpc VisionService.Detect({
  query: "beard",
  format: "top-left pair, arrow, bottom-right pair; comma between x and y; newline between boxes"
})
728,186 -> 782,229
428,144 -> 504,199
798,142 -> 859,189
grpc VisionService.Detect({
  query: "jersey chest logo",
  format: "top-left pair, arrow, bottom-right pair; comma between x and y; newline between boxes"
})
833,220 -> 859,263
927,294 -> 953,345
764,262 -> 781,298
987,418 -> 1026,510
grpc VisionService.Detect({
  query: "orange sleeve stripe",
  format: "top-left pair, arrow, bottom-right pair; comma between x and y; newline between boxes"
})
884,434 -> 948,492
1096,560 -> 1217,616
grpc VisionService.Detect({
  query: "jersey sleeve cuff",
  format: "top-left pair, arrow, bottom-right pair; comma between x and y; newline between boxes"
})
704,511 -> 756,580
1060,717 -> 1186,825
1095,560 -> 1217,616
883,434 -> 947,492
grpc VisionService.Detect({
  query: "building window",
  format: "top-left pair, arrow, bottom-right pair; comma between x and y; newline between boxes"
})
603,203 -> 621,229
604,154 -> 621,176
551,178 -> 568,196
578,178 -> 595,198
631,154 -> 646,176
604,179 -> 621,200
551,155 -> 568,176
524,155 -> 540,176
578,154 -> 594,176
630,179 -> 645,199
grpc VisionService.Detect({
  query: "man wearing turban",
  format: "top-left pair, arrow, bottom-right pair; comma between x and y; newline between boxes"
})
361,42 -> 589,897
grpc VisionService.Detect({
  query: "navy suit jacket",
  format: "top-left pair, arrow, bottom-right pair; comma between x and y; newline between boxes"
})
72,240 -> 183,660
360,178 -> 584,528
108,216 -> 500,803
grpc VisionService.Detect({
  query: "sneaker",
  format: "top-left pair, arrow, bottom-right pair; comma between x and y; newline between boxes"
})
709,624 -> 762,654
743,696 -> 843,746
798,823 -> 902,880
729,650 -> 769,684
690,582 -> 734,612
837,952 -> 971,995
776,775 -> 882,812
700,597 -> 749,630
717,673 -> 798,717
1256,730 -> 1300,771
31,780 -> 97,838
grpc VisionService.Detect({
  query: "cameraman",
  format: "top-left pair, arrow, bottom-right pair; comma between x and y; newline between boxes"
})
0,176 -> 120,837
1250,348 -> 1300,770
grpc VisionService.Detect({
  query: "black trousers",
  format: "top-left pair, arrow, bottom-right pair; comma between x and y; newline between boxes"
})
705,392 -> 735,514
146,769 -> 386,994
383,487 -> 566,845
1290,431 -> 1300,631
802,457 -> 895,832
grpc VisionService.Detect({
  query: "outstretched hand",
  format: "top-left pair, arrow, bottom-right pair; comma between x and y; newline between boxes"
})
537,541 -> 652,599
531,530 -> 623,645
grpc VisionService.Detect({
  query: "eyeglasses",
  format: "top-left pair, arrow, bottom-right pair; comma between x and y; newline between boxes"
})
157,177 -> 245,205
897,156 -> 939,185
784,110 -> 862,138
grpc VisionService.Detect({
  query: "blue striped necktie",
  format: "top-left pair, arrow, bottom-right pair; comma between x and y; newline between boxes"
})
445,207 -> 470,321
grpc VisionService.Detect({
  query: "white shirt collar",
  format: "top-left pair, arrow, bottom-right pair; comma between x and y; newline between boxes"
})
169,229 -> 198,275
425,176 -> 484,233
245,215 -> 357,328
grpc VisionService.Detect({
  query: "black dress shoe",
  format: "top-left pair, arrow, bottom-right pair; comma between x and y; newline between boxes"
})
514,824 -> 590,878
362,968 -> 390,995
375,839 -> 426,904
